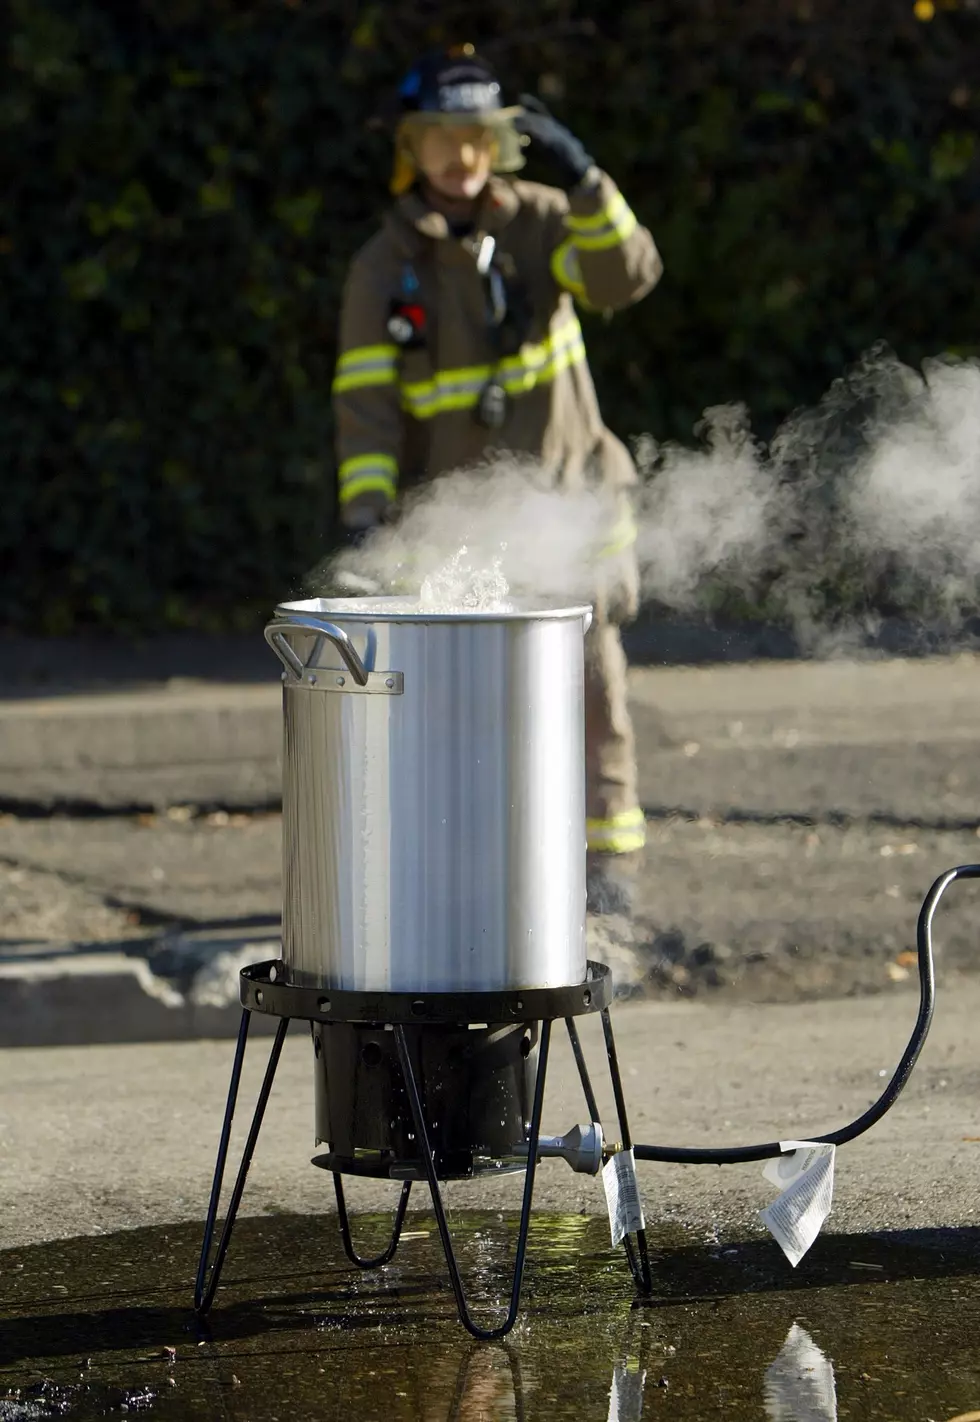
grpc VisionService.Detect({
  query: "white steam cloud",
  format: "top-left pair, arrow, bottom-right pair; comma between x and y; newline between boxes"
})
631,403 -> 774,607
849,357 -> 980,591
320,349 -> 980,641
329,457 -> 616,609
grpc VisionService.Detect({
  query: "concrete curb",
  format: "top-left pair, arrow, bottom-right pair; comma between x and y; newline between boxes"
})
0,919 -> 645,1049
0,929 -> 282,1047
0,684 -> 282,811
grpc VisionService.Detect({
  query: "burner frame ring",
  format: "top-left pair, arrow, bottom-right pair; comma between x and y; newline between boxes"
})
239,958 -> 612,1023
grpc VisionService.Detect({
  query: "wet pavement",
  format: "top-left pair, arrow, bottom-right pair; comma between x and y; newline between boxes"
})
2,1212 -> 979,1421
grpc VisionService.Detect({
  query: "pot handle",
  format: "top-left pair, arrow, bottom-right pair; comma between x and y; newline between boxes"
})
264,616 -> 369,687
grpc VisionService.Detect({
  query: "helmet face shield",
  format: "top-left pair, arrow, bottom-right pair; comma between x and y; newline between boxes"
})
391,112 -> 526,196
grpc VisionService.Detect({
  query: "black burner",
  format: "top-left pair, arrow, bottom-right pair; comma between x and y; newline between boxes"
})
194,958 -> 652,1340
311,1020 -> 538,1181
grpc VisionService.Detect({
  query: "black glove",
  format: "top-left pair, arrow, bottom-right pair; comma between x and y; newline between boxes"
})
514,95 -> 595,192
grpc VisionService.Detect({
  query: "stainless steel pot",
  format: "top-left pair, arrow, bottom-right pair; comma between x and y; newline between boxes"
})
265,596 -> 591,993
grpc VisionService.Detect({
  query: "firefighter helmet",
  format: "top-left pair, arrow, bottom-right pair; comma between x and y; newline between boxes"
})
390,45 -> 525,194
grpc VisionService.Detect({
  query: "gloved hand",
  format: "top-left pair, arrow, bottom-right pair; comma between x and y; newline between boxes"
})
514,95 -> 595,192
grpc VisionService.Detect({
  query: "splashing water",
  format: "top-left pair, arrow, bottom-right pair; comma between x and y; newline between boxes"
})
418,546 -> 514,613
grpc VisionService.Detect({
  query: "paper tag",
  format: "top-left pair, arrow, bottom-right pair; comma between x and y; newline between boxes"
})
602,1148 -> 645,1247
760,1140 -> 835,1267
764,1322 -> 837,1421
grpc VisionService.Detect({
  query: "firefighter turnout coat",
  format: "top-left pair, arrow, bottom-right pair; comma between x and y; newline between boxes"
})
332,170 -> 661,856
333,170 -> 662,511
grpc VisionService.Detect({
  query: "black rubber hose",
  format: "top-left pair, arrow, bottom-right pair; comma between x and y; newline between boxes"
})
633,863 -> 980,1166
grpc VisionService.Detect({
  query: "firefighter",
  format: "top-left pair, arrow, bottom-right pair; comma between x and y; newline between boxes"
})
333,45 -> 663,914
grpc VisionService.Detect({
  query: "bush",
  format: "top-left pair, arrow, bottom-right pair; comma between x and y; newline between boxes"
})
2,0 -> 978,630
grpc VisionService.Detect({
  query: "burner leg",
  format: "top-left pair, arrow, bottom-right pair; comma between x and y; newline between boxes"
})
600,1008 -> 653,1295
333,1175 -> 413,1268
194,1012 -> 290,1314
564,1017 -> 601,1123
393,1018 -> 552,1341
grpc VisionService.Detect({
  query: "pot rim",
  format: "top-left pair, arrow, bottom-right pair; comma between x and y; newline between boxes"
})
275,596 -> 594,625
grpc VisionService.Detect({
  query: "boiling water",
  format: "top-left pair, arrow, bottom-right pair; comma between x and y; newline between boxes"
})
419,547 -> 514,614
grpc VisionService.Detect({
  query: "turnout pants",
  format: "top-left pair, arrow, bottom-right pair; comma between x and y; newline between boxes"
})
584,619 -> 645,856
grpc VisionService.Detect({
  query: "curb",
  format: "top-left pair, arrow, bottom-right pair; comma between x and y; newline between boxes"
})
0,684 -> 282,812
0,928 -> 282,1048
0,920 -> 645,1048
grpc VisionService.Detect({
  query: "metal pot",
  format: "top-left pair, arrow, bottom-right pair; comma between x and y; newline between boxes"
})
265,596 -> 591,993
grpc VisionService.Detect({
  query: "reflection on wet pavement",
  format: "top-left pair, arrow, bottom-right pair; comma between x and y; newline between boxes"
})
764,1323 -> 836,1421
1,1213 -> 978,1420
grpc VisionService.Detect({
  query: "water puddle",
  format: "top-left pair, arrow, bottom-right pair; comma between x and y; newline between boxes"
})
2,1213 -> 979,1419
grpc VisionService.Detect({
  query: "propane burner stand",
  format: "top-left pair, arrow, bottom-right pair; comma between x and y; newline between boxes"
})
195,958 -> 651,1340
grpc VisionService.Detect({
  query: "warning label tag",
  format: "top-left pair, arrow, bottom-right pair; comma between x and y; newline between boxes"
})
760,1140 -> 836,1267
602,1148 -> 645,1247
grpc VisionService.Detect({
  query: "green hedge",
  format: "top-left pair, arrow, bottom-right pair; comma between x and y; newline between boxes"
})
2,0 -> 978,631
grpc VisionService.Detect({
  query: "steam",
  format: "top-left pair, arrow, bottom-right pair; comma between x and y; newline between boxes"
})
849,356 -> 980,596
330,456 -> 616,609
322,348 -> 980,641
631,403 -> 774,608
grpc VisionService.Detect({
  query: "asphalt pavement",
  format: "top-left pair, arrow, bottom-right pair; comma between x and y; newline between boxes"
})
2,979 -> 977,1250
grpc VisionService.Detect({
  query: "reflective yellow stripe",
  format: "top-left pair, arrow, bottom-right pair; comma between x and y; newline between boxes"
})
339,453 -> 397,481
400,363 -> 491,418
598,511 -> 638,558
586,808 -> 647,854
338,453 -> 397,504
587,828 -> 646,853
333,367 -> 399,394
337,343 -> 399,367
340,474 -> 397,503
499,317 -> 584,391
503,337 -> 586,395
399,319 -> 587,420
550,237 -> 586,298
333,344 -> 400,395
573,208 -> 638,252
500,315 -> 581,362
564,192 -> 638,252
565,191 -> 631,233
